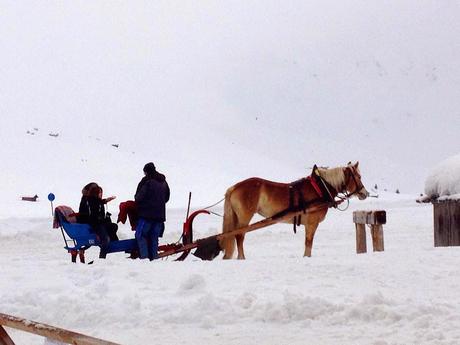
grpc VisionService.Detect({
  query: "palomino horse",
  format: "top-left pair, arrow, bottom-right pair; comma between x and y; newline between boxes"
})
220,162 -> 368,259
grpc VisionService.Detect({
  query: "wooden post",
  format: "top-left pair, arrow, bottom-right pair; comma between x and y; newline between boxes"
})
355,223 -> 367,254
353,210 -> 386,254
371,224 -> 384,251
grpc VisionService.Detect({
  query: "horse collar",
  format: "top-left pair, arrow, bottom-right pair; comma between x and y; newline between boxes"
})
306,175 -> 323,198
312,166 -> 336,202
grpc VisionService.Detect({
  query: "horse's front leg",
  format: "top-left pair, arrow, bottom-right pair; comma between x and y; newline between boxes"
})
304,220 -> 320,257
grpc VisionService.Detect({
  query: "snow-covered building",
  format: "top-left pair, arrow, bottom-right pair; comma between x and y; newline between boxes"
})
425,154 -> 460,200
423,154 -> 460,247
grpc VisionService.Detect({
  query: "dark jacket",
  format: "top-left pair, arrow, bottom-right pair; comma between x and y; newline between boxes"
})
77,196 -> 106,226
135,172 -> 170,222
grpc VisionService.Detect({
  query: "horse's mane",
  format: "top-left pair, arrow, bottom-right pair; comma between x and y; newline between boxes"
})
317,166 -> 345,190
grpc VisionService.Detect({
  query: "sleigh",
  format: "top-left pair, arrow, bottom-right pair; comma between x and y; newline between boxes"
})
53,206 -> 197,263
53,201 -> 343,262
51,162 -> 362,263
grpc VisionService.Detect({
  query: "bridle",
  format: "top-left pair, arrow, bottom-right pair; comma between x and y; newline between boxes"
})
330,165 -> 365,211
342,165 -> 365,198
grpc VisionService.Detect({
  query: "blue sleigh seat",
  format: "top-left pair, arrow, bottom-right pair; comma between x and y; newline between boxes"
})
54,206 -> 137,262
61,222 -> 98,250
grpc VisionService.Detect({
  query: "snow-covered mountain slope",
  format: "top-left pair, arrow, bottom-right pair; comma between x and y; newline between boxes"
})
1,2 -> 460,213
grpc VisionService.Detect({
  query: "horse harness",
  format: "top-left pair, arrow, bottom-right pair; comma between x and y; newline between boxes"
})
288,165 -> 337,233
289,165 -> 358,233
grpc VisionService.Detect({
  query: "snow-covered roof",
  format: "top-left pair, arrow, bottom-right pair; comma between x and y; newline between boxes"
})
425,154 -> 460,200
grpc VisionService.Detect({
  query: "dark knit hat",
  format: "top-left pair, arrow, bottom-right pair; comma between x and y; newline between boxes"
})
143,162 -> 156,175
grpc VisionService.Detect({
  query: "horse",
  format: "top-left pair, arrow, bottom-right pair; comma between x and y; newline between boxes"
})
220,162 -> 368,259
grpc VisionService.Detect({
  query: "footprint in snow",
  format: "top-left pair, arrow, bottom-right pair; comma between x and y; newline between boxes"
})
178,274 -> 206,293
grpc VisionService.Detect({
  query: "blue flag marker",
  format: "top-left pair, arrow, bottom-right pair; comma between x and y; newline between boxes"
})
48,193 -> 55,217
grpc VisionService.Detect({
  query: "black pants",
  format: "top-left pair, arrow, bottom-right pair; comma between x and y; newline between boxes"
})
92,224 -> 110,258
106,222 -> 119,241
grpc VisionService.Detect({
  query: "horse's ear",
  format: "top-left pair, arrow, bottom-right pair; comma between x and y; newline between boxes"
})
355,161 -> 359,168
347,161 -> 352,165
312,164 -> 320,176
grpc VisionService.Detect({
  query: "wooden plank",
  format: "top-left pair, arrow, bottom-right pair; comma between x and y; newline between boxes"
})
450,201 -> 460,245
353,210 -> 386,225
371,224 -> 384,251
434,200 -> 460,247
159,202 -> 332,258
434,202 -> 446,246
0,313 -> 119,345
0,326 -> 15,345
355,224 -> 367,254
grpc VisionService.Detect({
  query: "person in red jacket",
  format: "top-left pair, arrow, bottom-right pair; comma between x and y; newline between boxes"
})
135,162 -> 170,260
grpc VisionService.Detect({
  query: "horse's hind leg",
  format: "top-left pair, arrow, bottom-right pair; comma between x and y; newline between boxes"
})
235,213 -> 253,260
235,234 -> 246,260
222,236 -> 235,260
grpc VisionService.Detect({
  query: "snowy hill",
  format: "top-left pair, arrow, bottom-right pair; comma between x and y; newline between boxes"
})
1,1 -> 460,216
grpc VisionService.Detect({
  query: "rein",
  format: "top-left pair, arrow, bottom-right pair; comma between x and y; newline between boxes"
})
203,197 -> 225,210
203,197 -> 225,217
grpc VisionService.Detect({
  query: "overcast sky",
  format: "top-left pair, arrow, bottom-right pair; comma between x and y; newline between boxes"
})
1,1 -> 460,207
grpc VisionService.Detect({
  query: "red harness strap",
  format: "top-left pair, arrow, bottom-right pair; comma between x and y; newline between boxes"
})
306,175 -> 323,198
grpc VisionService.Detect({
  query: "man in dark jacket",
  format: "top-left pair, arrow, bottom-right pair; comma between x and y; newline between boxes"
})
135,162 -> 170,260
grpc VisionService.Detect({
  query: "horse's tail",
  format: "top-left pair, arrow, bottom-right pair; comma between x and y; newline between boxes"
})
220,186 -> 237,259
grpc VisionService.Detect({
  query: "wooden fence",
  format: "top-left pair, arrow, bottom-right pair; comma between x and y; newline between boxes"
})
0,313 -> 119,345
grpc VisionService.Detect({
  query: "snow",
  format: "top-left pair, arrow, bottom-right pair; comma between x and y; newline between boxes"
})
425,154 -> 460,200
2,194 -> 460,345
1,1 -> 460,344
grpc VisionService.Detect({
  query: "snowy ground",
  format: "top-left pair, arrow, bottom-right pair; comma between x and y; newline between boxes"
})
1,193 -> 460,345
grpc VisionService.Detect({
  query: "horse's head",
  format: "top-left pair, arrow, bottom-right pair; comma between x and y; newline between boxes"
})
344,162 -> 368,200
